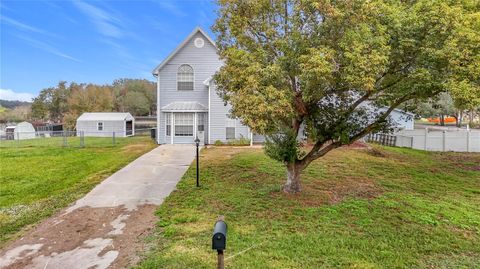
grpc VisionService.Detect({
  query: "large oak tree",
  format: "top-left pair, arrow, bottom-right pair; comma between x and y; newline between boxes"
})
213,0 -> 480,193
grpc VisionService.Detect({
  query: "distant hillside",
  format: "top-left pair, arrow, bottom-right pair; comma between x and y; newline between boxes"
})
0,100 -> 32,110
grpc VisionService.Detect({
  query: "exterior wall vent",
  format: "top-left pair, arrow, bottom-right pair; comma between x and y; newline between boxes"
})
194,37 -> 204,48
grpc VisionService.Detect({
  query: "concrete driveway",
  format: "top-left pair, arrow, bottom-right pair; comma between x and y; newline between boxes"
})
0,145 -> 196,269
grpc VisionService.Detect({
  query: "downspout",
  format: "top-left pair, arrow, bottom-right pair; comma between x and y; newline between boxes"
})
194,112 -> 197,142
155,73 -> 161,144
208,83 -> 211,145
171,113 -> 174,144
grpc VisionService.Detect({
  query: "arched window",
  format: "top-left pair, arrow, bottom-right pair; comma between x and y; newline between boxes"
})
177,64 -> 194,90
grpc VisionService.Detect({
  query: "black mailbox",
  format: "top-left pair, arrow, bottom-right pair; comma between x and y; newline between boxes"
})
212,220 -> 227,250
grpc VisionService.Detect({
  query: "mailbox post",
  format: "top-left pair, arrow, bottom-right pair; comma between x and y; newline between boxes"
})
195,137 -> 200,187
212,219 -> 227,269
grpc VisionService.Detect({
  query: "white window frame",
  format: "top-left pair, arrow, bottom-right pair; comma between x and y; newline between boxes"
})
226,116 -> 236,140
176,64 -> 194,91
97,122 -> 103,131
165,113 -> 171,136
174,113 -> 194,136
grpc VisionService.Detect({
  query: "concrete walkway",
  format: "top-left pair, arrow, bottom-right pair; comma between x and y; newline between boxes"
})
0,145 -> 196,269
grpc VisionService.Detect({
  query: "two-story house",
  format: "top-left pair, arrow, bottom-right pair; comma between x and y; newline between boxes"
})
152,27 -> 259,145
152,27 -> 414,145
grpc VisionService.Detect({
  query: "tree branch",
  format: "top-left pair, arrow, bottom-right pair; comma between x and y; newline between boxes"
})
297,89 -> 441,169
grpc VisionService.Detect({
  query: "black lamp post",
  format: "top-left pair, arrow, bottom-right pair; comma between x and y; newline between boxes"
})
195,137 -> 200,187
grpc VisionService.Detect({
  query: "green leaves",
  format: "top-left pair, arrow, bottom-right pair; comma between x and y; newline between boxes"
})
265,129 -> 305,163
213,0 -> 479,167
338,23 -> 390,91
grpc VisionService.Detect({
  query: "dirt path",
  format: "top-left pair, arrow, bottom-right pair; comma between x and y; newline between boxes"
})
0,145 -> 196,269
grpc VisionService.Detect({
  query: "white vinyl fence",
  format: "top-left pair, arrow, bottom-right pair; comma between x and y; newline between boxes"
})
394,128 -> 480,152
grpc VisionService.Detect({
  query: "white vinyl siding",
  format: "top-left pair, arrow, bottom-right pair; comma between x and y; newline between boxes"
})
156,30 -> 253,144
76,113 -> 134,138
157,31 -> 220,144
175,113 -> 194,136
209,84 -> 250,143
177,64 -> 194,90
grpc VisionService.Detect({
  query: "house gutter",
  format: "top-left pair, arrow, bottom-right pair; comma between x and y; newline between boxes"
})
154,72 -> 161,144
204,77 -> 212,145
208,84 -> 211,145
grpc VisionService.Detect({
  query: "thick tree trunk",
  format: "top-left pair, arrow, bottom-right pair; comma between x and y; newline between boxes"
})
283,163 -> 302,193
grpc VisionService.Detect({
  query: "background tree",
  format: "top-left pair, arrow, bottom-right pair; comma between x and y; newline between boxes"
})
213,0 -> 480,193
0,105 -> 31,123
444,6 -> 480,127
112,79 -> 156,116
123,91 -> 150,116
0,100 -> 31,109
63,83 -> 115,128
29,78 -> 156,128
31,81 -> 69,122
414,93 -> 456,126
31,93 -> 49,121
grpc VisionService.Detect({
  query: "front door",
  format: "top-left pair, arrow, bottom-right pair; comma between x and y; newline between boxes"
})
196,112 -> 206,145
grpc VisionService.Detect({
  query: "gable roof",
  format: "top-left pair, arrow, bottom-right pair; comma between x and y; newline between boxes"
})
152,26 -> 216,75
77,112 -> 133,121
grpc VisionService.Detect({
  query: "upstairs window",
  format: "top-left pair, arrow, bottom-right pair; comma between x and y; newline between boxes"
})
97,122 -> 103,131
177,64 -> 194,90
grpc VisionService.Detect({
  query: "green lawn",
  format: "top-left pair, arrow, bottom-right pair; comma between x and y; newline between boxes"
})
137,146 -> 480,269
0,136 -> 157,244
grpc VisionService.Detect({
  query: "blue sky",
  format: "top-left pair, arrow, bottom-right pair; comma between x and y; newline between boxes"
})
0,0 -> 217,101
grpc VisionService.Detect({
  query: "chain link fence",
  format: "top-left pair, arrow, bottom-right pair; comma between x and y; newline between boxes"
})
0,128 -> 157,148
133,128 -> 154,137
0,131 -> 122,148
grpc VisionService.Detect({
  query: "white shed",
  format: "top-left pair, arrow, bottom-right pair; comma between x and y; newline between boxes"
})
12,122 -> 36,140
76,112 -> 135,137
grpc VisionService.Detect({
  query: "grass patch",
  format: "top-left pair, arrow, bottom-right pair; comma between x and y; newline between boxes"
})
137,145 -> 480,268
0,136 -> 157,245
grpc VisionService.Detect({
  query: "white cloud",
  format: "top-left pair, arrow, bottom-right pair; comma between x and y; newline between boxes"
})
156,0 -> 186,17
1,16 -> 58,38
15,35 -> 82,62
0,89 -> 35,102
73,1 -> 124,38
